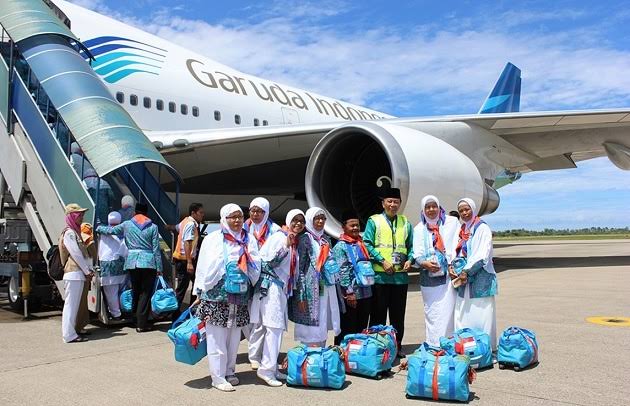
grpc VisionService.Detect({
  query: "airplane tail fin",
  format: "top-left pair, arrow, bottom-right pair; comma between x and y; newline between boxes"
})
478,62 -> 521,114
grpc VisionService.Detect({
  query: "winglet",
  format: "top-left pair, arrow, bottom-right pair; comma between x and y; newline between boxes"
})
478,62 -> 521,114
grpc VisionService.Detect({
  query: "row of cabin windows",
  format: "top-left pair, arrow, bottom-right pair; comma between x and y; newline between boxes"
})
116,91 -> 269,126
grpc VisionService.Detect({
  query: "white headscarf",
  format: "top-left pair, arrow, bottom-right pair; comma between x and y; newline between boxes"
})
285,209 -> 305,228
249,197 -> 270,232
458,198 -> 478,229
420,195 -> 440,226
107,211 -> 121,226
305,207 -> 326,239
121,195 -> 135,208
220,203 -> 243,238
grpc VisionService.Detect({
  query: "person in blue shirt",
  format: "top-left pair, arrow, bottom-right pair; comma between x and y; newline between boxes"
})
97,202 -> 162,332
333,210 -> 374,345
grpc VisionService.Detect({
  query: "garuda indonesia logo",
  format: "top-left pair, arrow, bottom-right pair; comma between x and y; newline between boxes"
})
82,36 -> 167,83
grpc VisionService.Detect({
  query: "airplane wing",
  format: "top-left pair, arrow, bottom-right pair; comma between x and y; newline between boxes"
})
401,108 -> 630,172
148,108 -> 630,180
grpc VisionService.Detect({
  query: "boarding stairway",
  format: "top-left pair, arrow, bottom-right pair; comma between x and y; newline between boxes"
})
0,1 -> 181,316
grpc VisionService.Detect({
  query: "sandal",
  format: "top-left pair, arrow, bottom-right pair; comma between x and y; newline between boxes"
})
69,336 -> 88,343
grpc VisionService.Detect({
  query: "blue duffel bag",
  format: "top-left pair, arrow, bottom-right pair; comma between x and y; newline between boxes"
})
363,325 -> 398,359
119,288 -> 133,313
167,307 -> 207,365
405,343 -> 473,402
286,345 -> 346,389
341,332 -> 395,378
497,326 -> 539,370
151,275 -> 179,314
440,327 -> 492,369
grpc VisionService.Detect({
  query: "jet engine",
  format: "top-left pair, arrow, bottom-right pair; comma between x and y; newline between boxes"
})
305,122 -> 499,236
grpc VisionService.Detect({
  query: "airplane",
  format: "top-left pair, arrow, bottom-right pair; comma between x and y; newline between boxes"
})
52,0 -> 630,235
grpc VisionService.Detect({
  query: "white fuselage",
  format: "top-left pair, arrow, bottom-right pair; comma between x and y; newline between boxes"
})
58,1 -> 393,133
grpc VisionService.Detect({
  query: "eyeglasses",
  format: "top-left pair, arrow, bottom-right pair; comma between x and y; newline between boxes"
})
249,208 -> 264,215
226,214 -> 244,221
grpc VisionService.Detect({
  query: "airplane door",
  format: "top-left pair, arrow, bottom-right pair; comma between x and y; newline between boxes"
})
281,107 -> 300,124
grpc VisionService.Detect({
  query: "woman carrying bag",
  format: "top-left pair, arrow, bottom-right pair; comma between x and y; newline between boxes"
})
97,202 -> 162,332
193,204 -> 261,392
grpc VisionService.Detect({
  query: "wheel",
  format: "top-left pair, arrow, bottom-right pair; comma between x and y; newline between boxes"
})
7,275 -> 23,311
405,394 -> 411,399
374,373 -> 383,380
514,366 -> 521,372
498,363 -> 506,370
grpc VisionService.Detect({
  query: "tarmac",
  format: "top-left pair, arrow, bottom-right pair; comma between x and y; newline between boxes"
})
1,239 -> 629,405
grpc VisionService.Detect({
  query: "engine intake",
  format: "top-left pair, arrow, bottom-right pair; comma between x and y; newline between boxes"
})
305,122 -> 499,237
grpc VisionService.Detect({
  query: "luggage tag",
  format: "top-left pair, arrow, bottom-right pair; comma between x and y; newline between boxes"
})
455,337 -> 477,354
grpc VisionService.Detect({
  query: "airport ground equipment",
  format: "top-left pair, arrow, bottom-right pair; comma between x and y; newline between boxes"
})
0,0 -> 181,318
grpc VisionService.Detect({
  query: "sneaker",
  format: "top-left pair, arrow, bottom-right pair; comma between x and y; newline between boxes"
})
213,382 -> 235,392
250,360 -> 260,370
226,375 -> 240,386
397,349 -> 406,359
258,374 -> 283,387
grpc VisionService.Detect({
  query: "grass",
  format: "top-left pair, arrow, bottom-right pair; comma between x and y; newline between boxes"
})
494,234 -> 630,241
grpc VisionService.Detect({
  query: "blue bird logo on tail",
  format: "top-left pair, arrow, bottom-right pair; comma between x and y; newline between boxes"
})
479,62 -> 521,114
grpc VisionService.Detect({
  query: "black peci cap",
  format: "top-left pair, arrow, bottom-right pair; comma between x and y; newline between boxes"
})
379,187 -> 401,200
341,210 -> 360,224
135,203 -> 149,214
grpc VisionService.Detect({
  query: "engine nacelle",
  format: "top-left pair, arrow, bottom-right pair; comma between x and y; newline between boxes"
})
305,122 -> 499,236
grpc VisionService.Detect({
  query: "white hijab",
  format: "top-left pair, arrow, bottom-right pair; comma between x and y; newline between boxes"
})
249,197 -> 270,233
421,194 -> 440,226
457,198 -> 478,230
285,208 -> 305,228
305,207 -> 325,240
220,203 -> 244,239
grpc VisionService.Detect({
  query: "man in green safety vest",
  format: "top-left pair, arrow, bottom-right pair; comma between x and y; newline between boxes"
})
363,187 -> 414,357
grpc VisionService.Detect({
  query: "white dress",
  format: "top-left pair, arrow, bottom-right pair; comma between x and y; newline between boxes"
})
293,235 -> 341,345
98,234 -> 128,286
413,215 -> 459,346
453,223 -> 497,350
250,232 -> 291,330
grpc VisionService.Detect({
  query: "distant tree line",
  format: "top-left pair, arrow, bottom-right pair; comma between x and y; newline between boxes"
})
494,227 -> 630,237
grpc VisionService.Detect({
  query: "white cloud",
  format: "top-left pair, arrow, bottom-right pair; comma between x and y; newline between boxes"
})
69,1 -> 630,114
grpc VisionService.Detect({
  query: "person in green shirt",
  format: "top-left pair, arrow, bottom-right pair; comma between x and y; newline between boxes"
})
363,187 -> 413,357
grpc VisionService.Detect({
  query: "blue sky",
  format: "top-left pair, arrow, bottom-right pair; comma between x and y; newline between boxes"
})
71,0 -> 630,230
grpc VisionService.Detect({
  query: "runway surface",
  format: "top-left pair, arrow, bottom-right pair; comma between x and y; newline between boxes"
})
1,239 -> 629,405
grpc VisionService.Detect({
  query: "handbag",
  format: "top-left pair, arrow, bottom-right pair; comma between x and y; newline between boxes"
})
405,343 -> 473,402
167,307 -> 207,365
151,275 -> 179,314
423,227 -> 447,278
322,256 -> 340,285
345,244 -> 375,287
119,284 -> 133,313
341,332 -> 394,378
440,327 -> 493,369
222,242 -> 249,294
286,345 -> 346,389
497,326 -> 539,370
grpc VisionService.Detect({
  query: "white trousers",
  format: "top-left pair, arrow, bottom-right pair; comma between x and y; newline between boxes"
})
62,280 -> 84,343
255,326 -> 283,380
248,323 -> 265,363
206,323 -> 241,385
102,284 -> 123,318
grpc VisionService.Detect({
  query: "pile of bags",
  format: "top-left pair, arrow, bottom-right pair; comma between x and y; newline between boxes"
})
405,326 -> 539,402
